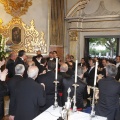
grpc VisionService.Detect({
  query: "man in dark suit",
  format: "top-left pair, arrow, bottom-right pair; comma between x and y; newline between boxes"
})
14,66 -> 46,120
15,50 -> 27,78
84,58 -> 95,86
59,63 -> 71,78
78,58 -> 86,67
38,58 -> 47,74
15,50 -> 26,66
7,64 -> 25,120
46,51 -> 55,62
62,66 -> 88,109
33,54 -> 43,71
6,52 -> 17,79
95,64 -> 120,120
36,61 -> 62,110
100,59 -> 107,78
32,50 -> 43,62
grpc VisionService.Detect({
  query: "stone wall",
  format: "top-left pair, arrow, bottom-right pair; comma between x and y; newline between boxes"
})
65,0 -> 120,60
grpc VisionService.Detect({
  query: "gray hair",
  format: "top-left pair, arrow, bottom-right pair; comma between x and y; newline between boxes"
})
77,66 -> 84,76
27,66 -> 39,79
60,63 -> 68,72
106,64 -> 117,77
15,64 -> 25,75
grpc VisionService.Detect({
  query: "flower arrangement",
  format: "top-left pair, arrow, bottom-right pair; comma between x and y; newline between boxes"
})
0,34 -> 9,60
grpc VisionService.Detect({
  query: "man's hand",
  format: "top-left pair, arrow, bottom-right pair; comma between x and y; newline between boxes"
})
97,74 -> 103,82
0,69 -> 8,81
9,115 -> 14,120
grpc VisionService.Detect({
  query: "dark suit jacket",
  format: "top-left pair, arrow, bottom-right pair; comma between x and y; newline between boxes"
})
95,76 -> 120,120
38,64 -> 47,74
6,59 -> 15,78
78,63 -> 83,67
7,75 -> 24,115
59,72 -> 71,79
62,76 -> 88,109
98,67 -> 106,78
84,67 -> 95,86
14,78 -> 46,120
36,71 -> 62,110
33,59 -> 40,68
115,65 -> 120,81
15,57 -> 24,66
0,81 -> 8,119
46,57 -> 56,62
32,55 -> 43,62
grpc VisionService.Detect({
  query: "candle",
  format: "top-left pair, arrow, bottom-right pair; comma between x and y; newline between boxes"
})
94,62 -> 98,86
55,58 -> 58,80
75,60 -> 78,83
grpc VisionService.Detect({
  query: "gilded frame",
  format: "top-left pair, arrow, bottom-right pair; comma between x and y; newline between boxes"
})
0,18 -> 25,52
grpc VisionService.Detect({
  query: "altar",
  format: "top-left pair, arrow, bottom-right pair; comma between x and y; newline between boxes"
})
33,106 -> 107,120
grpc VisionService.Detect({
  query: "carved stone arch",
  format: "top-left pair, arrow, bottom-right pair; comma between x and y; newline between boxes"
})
66,0 -> 90,17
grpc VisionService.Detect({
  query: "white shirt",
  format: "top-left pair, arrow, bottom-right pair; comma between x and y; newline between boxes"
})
116,62 -> 120,68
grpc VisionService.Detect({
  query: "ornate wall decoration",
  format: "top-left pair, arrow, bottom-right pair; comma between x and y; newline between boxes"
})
69,30 -> 78,41
22,20 -> 47,53
0,0 -> 32,17
0,18 -> 47,54
66,0 -> 90,17
81,1 -> 120,17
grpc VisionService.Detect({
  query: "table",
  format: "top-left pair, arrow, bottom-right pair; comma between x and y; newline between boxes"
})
33,106 -> 62,120
33,106 -> 107,120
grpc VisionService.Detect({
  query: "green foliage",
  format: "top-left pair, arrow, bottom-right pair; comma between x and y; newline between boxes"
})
89,37 -> 117,58
0,34 -> 9,60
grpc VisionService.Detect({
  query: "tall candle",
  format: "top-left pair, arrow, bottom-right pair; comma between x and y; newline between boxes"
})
55,58 -> 58,80
94,62 -> 98,86
75,60 -> 78,83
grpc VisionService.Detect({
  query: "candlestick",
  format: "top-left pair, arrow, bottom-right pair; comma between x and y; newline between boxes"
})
75,60 -> 78,83
90,61 -> 98,117
94,62 -> 98,86
55,58 -> 58,80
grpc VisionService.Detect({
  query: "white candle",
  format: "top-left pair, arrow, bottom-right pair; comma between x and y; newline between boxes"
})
75,60 -> 78,83
94,62 -> 98,86
55,58 -> 58,80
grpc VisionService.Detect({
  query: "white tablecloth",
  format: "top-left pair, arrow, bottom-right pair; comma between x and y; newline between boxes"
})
33,106 -> 62,120
33,105 -> 107,120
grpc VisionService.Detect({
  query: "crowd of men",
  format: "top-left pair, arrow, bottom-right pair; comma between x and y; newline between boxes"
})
0,50 -> 120,120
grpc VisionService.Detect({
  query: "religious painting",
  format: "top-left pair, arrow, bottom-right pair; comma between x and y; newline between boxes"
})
12,27 -> 21,44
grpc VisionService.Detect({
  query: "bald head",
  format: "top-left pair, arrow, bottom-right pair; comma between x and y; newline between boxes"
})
27,66 -> 39,79
60,63 -> 68,72
77,66 -> 84,76
28,61 -> 35,67
15,64 -> 25,75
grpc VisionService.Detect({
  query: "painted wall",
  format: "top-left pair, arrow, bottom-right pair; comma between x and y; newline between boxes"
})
0,0 -> 49,48
22,0 -> 49,41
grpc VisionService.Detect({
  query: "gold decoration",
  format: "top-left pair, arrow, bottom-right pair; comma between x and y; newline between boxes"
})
69,30 -> 78,41
22,20 -> 47,53
0,18 -> 47,54
0,0 -> 32,17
